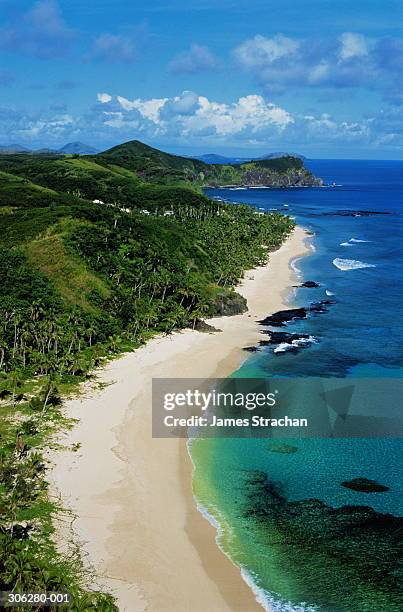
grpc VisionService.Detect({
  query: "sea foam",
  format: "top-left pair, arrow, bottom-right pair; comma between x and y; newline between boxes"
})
290,259 -> 302,279
274,336 -> 318,354
349,238 -> 370,243
333,258 -> 376,271
340,241 -> 353,247
241,568 -> 319,611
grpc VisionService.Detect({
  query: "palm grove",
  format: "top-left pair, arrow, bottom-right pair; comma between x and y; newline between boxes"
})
0,140 -> 302,606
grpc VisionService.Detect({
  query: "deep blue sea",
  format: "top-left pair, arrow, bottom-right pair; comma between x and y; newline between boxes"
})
191,161 -> 403,610
207,159 -> 403,380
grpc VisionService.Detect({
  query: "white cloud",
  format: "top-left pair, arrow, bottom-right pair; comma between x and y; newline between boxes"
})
339,33 -> 368,61
233,34 -> 299,68
168,44 -> 218,73
16,113 -> 74,137
2,90 -> 402,154
308,62 -> 330,84
89,33 -> 137,63
232,31 -> 395,91
161,91 -> 200,117
97,92 -> 112,103
112,92 -> 293,138
117,96 -> 167,122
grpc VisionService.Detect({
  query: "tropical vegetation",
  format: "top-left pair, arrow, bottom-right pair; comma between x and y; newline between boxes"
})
0,140 -> 300,606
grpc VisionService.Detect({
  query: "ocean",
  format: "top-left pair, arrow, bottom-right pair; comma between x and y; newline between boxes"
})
190,160 -> 403,611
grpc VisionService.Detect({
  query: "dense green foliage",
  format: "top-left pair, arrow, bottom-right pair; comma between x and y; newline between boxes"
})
0,139 -> 296,605
0,203 -> 293,375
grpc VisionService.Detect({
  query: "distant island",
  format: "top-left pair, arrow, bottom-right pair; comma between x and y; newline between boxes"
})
193,151 -> 307,164
0,141 -> 99,155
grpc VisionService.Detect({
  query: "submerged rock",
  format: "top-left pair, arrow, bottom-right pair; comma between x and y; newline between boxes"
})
341,477 -> 390,493
309,299 -> 336,314
268,443 -> 298,454
243,346 -> 260,352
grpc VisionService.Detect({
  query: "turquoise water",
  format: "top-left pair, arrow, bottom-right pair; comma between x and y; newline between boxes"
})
191,161 -> 403,610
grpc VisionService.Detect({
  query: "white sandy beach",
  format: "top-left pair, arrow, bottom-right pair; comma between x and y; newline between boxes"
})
49,226 -> 310,612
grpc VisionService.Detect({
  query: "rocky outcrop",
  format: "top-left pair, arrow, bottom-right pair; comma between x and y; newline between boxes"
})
299,280 -> 320,288
258,300 -> 335,327
258,308 -> 307,327
239,167 -> 323,188
212,291 -> 247,317
194,320 -> 222,333
260,331 -> 310,343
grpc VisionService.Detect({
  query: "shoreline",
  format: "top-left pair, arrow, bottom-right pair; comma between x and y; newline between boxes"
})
49,225 -> 311,611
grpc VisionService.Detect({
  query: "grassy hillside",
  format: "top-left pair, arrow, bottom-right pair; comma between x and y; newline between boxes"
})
0,142 -> 321,209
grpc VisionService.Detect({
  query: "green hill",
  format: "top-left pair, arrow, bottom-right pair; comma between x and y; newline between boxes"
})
94,140 -> 320,188
0,142 -> 321,210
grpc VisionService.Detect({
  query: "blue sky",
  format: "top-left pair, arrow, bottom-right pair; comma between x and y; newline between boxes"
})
1,0 -> 403,158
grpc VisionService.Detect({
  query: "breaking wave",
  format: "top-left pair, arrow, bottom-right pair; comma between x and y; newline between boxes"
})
333,258 -> 376,271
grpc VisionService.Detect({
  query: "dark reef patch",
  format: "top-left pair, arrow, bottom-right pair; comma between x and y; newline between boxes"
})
268,443 -> 298,454
309,299 -> 336,314
312,209 -> 392,217
239,470 -> 402,610
341,477 -> 390,493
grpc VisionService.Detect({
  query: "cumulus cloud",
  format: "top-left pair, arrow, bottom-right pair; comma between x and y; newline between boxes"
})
233,34 -> 298,68
168,44 -> 218,73
2,90 -> 403,155
339,32 -> 368,61
116,96 -> 167,123
97,92 -> 113,104
89,33 -> 137,63
233,32 -> 403,93
110,92 -> 293,137
0,0 -> 74,59
160,91 -> 200,118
